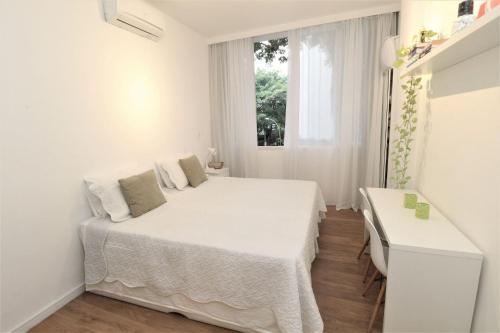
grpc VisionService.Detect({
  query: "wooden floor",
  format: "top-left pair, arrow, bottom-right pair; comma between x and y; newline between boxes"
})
31,206 -> 383,333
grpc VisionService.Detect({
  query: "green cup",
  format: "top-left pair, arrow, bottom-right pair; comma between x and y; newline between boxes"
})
415,202 -> 430,219
404,193 -> 417,209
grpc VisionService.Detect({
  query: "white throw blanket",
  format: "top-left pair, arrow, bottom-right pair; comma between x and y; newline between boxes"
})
81,177 -> 326,333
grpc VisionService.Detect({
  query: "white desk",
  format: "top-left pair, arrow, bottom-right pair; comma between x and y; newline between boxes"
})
367,188 -> 482,332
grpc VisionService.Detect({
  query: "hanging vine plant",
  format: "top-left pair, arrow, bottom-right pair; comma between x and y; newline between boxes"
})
391,76 -> 423,189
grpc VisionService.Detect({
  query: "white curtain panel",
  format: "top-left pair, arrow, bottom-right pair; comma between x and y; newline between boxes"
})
285,14 -> 395,209
209,38 -> 258,177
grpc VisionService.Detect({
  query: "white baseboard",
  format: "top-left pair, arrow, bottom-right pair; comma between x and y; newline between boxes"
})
11,283 -> 85,333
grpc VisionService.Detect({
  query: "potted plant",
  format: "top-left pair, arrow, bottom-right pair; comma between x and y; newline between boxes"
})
394,28 -> 437,68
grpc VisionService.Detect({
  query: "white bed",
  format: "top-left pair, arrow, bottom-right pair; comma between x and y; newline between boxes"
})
81,176 -> 326,333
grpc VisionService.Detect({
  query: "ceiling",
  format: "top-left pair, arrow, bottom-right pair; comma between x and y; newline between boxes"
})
148,1 -> 399,42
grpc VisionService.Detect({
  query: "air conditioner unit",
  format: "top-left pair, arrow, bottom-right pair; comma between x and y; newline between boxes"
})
103,0 -> 164,41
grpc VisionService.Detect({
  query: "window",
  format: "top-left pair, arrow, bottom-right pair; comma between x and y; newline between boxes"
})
297,40 -> 336,146
254,36 -> 288,147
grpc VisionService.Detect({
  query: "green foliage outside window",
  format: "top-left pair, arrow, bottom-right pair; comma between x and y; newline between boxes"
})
254,38 -> 288,64
255,69 -> 287,146
254,37 -> 288,146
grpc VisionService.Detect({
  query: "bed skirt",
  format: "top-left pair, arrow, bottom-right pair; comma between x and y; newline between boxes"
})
87,280 -> 281,333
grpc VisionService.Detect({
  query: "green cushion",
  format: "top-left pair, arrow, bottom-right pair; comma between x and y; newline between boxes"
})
119,170 -> 166,218
179,155 -> 208,187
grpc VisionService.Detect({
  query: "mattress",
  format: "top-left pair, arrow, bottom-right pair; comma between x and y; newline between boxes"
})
81,176 -> 326,333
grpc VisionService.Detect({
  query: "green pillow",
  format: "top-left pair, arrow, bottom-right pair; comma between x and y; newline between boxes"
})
119,170 -> 166,218
179,155 -> 208,187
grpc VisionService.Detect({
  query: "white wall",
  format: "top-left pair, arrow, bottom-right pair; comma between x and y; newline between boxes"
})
0,0 -> 210,331
393,1 -> 499,331
418,50 -> 500,332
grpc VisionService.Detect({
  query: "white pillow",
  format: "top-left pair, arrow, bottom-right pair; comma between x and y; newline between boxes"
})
87,179 -> 131,222
84,165 -> 150,222
83,181 -> 107,217
162,158 -> 189,190
155,162 -> 175,189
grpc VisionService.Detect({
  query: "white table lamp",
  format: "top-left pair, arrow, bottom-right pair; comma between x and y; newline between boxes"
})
206,147 -> 217,169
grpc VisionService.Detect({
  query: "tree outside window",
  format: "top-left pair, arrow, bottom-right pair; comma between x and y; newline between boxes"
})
254,37 -> 288,146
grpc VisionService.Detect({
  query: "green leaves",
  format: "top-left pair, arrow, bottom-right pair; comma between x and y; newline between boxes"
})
394,29 -> 436,68
255,69 -> 287,145
394,46 -> 412,68
396,46 -> 411,57
391,76 -> 423,189
255,69 -> 287,125
254,38 -> 288,64
393,59 -> 405,68
420,29 -> 437,42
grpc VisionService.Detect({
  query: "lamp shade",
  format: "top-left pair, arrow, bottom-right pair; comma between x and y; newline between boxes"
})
381,36 -> 398,69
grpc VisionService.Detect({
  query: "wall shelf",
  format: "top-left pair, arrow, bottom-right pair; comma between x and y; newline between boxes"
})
401,9 -> 500,77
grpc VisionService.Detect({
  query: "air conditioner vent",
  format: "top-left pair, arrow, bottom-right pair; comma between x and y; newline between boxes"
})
103,0 -> 164,41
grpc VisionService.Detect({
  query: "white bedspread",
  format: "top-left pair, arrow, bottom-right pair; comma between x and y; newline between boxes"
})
81,177 -> 326,333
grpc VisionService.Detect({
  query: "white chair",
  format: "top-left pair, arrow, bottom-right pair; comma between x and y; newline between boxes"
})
358,188 -> 388,283
362,209 -> 388,333
357,188 -> 372,260
358,188 -> 375,284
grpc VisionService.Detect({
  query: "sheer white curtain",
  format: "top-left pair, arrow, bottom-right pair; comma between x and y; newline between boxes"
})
285,14 -> 396,209
209,38 -> 258,177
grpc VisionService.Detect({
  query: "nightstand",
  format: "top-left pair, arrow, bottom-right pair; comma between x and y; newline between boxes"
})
205,167 -> 229,177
